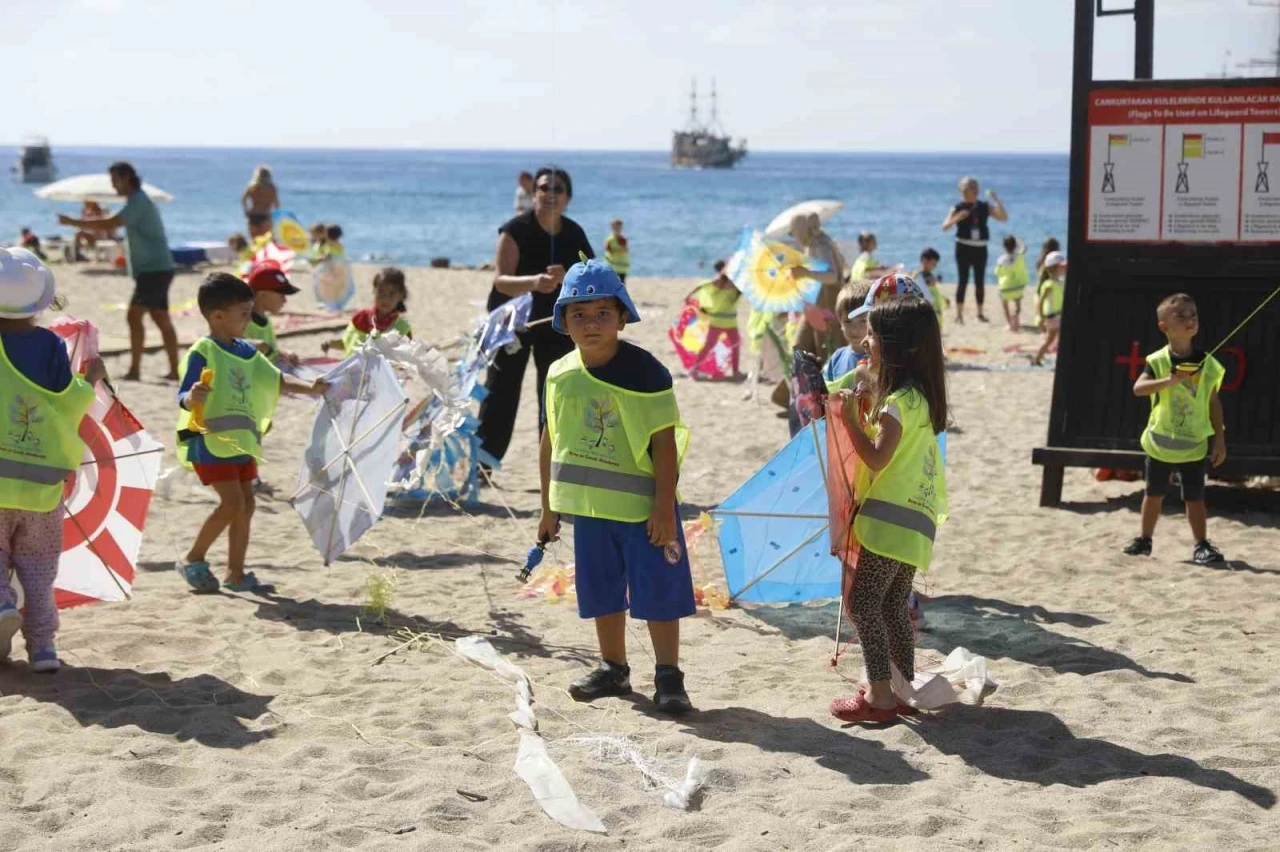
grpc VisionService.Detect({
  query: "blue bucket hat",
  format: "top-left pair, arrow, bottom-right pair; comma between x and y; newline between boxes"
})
552,258 -> 642,333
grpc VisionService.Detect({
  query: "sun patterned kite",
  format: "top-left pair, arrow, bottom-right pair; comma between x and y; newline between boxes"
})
272,210 -> 311,254
38,318 -> 163,608
725,228 -> 828,314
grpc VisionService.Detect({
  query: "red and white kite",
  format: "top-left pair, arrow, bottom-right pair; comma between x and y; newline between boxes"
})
44,318 -> 163,608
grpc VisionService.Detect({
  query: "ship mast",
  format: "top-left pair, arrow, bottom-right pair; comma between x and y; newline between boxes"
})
688,78 -> 700,130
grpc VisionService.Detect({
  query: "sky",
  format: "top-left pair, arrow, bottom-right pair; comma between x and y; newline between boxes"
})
4,0 -> 1278,153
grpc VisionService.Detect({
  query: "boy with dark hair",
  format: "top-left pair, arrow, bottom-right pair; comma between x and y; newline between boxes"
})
1124,293 -> 1227,564
913,248 -> 948,325
538,259 -> 695,714
175,273 -> 327,593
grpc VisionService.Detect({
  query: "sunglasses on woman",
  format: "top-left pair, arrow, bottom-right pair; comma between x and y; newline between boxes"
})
536,183 -> 567,195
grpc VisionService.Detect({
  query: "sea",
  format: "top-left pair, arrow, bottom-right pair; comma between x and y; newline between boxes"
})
3,147 -> 1068,281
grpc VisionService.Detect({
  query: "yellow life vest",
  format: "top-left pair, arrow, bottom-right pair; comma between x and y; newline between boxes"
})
853,386 -> 947,571
693,281 -> 740,330
997,253 -> 1029,300
244,313 -> 278,358
545,349 -> 689,522
1140,346 -> 1224,464
604,234 -> 631,275
342,315 -> 412,356
0,338 -> 95,512
1038,276 -> 1065,316
850,252 -> 879,281
175,338 -> 281,468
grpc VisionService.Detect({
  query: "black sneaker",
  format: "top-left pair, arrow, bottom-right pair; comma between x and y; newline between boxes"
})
1193,540 -> 1225,565
652,665 -> 692,715
569,661 -> 631,701
1123,536 -> 1153,557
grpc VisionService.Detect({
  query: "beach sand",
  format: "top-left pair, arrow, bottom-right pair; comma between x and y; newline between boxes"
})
1,262 -> 1277,851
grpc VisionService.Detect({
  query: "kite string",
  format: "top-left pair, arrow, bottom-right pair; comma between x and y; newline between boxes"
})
1205,282 -> 1280,358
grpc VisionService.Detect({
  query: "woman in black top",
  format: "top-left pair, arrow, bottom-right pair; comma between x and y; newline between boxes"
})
941,175 -> 1008,324
477,166 -> 594,463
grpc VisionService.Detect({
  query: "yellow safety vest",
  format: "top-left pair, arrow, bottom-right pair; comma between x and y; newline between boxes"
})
996,254 -> 1029,300
545,349 -> 689,522
1038,276 -> 1065,316
342,315 -> 412,356
850,252 -> 879,281
0,338 -> 95,512
244,313 -> 278,358
1140,346 -> 1224,464
693,281 -> 740,330
604,234 -> 631,275
176,337 -> 281,467
853,386 -> 948,572
826,370 -> 858,393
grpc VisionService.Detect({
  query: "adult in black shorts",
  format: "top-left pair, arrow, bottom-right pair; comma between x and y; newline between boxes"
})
60,161 -> 178,379
477,166 -> 593,464
941,175 -> 1008,324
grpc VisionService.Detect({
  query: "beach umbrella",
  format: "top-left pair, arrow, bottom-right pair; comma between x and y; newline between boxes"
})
34,174 -> 174,203
725,227 -> 827,314
36,319 -> 162,608
764,199 -> 844,238
291,346 -> 408,565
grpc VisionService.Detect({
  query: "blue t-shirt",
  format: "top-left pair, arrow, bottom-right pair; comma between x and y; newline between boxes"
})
1,328 -> 73,392
178,337 -> 259,465
823,345 -> 866,383
541,340 -> 672,428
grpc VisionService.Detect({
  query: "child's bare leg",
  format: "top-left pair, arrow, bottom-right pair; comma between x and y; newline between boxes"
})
647,619 -> 680,667
1185,499 -> 1208,541
224,481 -> 256,584
594,611 -> 627,664
1139,494 -> 1163,537
186,481 -> 245,564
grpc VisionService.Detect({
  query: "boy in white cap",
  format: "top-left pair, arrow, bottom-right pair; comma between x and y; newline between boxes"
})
538,257 -> 695,714
0,248 -> 106,672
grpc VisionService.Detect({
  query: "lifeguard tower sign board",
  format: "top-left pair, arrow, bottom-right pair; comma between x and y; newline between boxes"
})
1087,86 -> 1280,243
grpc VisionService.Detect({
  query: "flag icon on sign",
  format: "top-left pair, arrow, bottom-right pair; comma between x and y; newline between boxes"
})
1182,134 -> 1205,160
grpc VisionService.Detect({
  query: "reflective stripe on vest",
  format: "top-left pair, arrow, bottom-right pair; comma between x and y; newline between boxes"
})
859,498 -> 937,541
550,461 -> 656,497
1147,432 -> 1202,451
0,457 -> 75,486
205,414 -> 262,438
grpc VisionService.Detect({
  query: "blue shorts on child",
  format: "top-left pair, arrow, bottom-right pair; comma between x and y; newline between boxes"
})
572,512 -> 696,622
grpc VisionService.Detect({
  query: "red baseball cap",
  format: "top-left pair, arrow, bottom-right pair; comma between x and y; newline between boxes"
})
246,260 -> 300,295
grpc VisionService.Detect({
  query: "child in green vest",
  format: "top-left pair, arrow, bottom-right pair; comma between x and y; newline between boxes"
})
828,287 -> 947,724
322,267 -> 413,357
912,248 -> 948,327
603,218 -> 631,283
176,273 -> 327,593
538,259 -> 695,714
686,259 -> 742,378
849,231 -> 888,281
994,235 -> 1029,332
1124,293 -> 1226,564
0,248 -> 106,672
244,259 -> 301,367
1031,251 -> 1066,367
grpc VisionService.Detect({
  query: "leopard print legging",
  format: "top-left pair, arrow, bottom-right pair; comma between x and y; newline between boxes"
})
847,549 -> 916,682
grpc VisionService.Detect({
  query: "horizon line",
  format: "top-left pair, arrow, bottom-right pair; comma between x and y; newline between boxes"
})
8,141 -> 1070,157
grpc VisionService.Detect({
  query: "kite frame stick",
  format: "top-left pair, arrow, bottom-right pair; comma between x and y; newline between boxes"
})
78,448 -> 164,467
713,510 -> 827,520
728,524 -> 829,603
60,498 -> 133,600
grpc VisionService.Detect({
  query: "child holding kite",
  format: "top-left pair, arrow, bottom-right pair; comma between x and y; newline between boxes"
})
828,274 -> 948,724
0,248 -> 106,672
537,258 -> 695,715
175,273 -> 327,593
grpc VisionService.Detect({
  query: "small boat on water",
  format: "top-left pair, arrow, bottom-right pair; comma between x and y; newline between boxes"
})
671,79 -> 747,169
13,137 -> 56,184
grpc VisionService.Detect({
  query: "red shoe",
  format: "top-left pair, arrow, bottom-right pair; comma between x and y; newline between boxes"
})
829,692 -> 899,724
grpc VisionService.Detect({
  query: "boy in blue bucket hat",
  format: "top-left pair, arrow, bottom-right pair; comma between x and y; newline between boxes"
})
538,257 -> 696,714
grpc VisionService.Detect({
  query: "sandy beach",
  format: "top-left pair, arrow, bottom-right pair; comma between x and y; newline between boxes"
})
1,261 -> 1277,851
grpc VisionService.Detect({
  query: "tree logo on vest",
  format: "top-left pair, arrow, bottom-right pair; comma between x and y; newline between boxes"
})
910,441 -> 939,513
1171,388 -> 1194,436
229,367 -> 250,406
6,395 -> 44,454
581,397 -> 620,456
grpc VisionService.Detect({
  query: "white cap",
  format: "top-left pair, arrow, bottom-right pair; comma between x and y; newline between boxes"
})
0,247 -> 56,319
1044,251 -> 1067,267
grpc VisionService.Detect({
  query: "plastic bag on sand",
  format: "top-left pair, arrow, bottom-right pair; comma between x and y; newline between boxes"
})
515,731 -> 607,833
454,636 -> 535,730
889,647 -> 997,711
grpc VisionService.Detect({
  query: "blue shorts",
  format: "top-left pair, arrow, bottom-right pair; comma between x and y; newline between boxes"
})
572,513 -> 696,622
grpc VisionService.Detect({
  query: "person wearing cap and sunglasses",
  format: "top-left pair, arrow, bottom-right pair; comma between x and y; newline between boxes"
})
0,248 -> 107,673
479,166 -> 595,468
243,259 -> 302,368
537,259 -> 695,715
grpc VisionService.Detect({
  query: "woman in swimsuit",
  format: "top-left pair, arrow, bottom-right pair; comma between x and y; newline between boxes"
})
241,166 -> 280,238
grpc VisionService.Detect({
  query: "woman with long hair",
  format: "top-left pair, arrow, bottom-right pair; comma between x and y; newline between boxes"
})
242,166 -> 280,238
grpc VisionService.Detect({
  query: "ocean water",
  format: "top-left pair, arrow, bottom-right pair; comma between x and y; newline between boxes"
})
3,147 -> 1068,281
